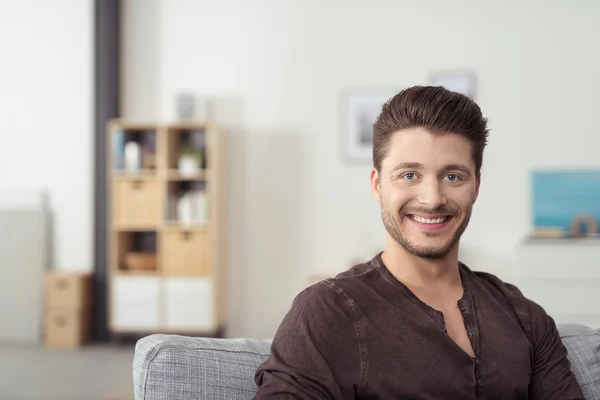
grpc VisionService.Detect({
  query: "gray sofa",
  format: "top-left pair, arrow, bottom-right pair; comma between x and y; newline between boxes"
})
133,323 -> 600,399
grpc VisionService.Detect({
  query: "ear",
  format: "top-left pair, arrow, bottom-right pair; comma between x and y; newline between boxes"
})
370,168 -> 381,203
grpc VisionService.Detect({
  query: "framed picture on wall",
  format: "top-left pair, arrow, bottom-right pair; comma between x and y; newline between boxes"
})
341,89 -> 397,163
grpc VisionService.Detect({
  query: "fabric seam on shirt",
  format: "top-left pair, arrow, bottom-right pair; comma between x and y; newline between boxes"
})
323,280 -> 368,397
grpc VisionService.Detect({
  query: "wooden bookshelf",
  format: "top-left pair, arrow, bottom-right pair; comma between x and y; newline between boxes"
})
106,120 -> 226,336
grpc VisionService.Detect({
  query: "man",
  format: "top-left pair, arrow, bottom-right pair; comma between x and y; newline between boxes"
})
253,86 -> 584,399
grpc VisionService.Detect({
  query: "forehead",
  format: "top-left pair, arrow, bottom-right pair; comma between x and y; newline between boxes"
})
383,127 -> 474,170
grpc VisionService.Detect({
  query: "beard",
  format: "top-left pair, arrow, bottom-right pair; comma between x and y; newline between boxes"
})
381,203 -> 472,259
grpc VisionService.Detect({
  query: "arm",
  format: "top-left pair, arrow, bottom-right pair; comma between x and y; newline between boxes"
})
524,301 -> 584,400
253,282 -> 362,400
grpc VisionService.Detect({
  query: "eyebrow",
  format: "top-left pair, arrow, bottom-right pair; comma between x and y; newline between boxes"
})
442,164 -> 473,177
390,162 -> 424,173
390,162 -> 473,177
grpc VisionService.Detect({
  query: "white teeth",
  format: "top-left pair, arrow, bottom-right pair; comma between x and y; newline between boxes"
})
411,216 -> 448,224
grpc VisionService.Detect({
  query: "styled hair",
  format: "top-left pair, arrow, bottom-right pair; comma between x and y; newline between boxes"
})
372,86 -> 489,175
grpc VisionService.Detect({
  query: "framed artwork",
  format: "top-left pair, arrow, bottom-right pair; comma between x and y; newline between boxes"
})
429,70 -> 477,99
341,89 -> 397,162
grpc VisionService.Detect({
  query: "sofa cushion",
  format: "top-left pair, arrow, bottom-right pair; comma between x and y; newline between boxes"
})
559,324 -> 600,400
134,334 -> 271,400
133,325 -> 599,400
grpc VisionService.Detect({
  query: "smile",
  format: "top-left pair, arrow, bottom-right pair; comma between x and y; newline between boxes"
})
408,215 -> 450,224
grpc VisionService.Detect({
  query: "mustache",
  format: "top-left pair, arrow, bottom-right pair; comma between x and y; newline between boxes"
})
403,206 -> 458,216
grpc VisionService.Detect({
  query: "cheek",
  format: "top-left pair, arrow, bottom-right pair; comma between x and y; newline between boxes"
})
447,186 -> 477,208
384,186 -> 413,209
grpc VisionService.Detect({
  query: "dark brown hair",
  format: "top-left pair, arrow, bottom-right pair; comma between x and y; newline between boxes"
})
372,86 -> 489,175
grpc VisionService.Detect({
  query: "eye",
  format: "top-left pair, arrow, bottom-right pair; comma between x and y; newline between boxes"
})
402,172 -> 416,180
444,174 -> 460,182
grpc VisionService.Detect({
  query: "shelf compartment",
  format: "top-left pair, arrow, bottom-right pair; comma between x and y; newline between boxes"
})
163,277 -> 215,330
111,276 -> 160,330
165,181 -> 208,227
167,127 -> 208,173
111,127 -> 159,174
115,231 -> 159,274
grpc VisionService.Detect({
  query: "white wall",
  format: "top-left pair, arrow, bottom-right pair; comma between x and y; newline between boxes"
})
123,0 -> 600,338
0,0 -> 93,271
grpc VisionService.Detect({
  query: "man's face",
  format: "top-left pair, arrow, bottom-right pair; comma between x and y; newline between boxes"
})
370,127 -> 480,259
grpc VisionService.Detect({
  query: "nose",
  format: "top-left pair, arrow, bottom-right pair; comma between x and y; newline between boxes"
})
417,179 -> 447,208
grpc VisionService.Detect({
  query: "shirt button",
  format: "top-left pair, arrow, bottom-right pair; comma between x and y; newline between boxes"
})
467,331 -> 473,338
475,358 -> 481,365
477,378 -> 483,386
441,324 -> 447,332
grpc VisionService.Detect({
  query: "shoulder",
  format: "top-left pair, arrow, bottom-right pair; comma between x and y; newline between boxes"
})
462,264 -> 552,336
286,259 -> 380,325
283,280 -> 355,329
462,264 -> 525,299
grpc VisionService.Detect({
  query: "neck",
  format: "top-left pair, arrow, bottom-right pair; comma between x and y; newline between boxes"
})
381,235 -> 462,292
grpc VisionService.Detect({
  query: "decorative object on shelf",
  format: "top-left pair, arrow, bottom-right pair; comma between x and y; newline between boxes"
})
341,89 -> 397,162
124,141 -> 141,173
177,191 -> 194,227
176,184 -> 207,227
124,252 -> 157,271
531,227 -> 564,239
429,70 -> 477,99
570,214 -> 598,238
178,143 -> 204,176
176,93 -> 196,120
531,169 -> 600,239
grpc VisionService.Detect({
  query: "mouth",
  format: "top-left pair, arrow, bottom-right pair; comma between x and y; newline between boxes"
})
407,214 -> 453,232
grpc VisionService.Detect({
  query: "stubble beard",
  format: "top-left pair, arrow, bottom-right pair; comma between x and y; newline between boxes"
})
381,205 -> 472,259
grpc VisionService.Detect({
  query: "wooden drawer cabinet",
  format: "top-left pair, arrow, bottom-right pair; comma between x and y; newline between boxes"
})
162,230 -> 209,276
112,180 -> 161,226
107,121 -> 225,336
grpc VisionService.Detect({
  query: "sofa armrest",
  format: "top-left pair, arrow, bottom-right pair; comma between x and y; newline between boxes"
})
133,334 -> 271,400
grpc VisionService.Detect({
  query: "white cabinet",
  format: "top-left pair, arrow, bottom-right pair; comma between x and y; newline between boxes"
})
164,277 -> 215,331
515,238 -> 600,329
111,276 -> 160,330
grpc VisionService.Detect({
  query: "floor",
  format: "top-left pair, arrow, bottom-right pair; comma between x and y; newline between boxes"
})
0,343 -> 135,400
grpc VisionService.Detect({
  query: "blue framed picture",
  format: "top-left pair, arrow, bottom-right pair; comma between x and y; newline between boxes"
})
532,169 -> 600,235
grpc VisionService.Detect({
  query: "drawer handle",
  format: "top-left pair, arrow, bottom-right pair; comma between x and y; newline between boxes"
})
131,180 -> 143,189
181,231 -> 192,240
55,279 -> 68,290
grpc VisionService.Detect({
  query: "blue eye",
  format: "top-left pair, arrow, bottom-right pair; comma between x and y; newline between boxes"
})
445,174 -> 459,182
403,173 -> 415,180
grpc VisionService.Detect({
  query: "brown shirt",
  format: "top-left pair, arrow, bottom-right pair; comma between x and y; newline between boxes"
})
253,253 -> 584,399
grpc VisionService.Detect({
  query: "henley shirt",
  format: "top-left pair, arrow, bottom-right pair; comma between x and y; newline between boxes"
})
253,253 -> 584,399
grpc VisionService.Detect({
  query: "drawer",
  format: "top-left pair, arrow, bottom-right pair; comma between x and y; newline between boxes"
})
111,276 -> 160,330
45,308 -> 90,348
164,278 -> 215,331
162,230 -> 209,276
112,180 -> 161,226
45,272 -> 91,309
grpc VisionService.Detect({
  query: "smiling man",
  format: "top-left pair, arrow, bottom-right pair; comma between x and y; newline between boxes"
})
253,86 -> 584,399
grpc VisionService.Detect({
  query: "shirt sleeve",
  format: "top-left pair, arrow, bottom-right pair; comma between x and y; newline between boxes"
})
519,297 -> 585,400
253,281 -> 362,400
